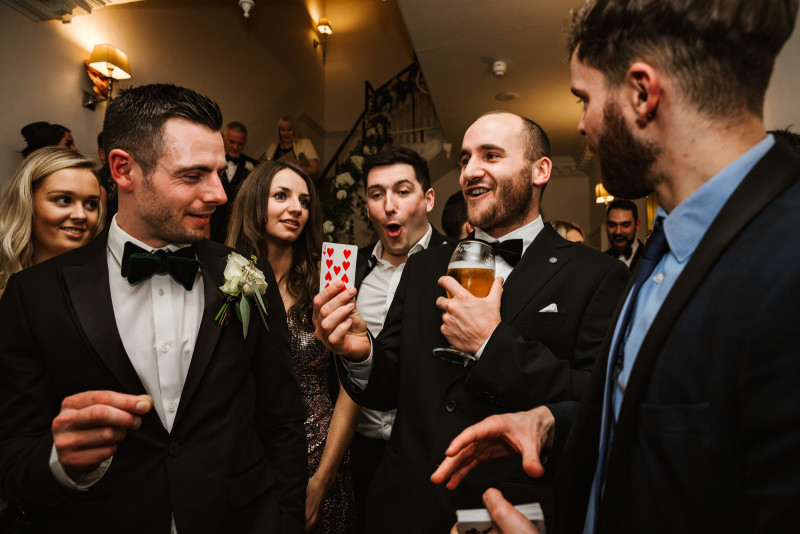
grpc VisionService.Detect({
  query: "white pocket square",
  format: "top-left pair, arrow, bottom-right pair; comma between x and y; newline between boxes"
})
539,303 -> 558,313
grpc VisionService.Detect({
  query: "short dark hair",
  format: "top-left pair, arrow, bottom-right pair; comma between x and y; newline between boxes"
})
225,121 -> 248,136
441,191 -> 468,241
362,146 -> 431,191
566,0 -> 798,117
769,127 -> 800,155
479,111 -> 551,163
607,198 -> 638,221
103,84 -> 223,177
20,122 -> 70,158
97,131 -> 104,149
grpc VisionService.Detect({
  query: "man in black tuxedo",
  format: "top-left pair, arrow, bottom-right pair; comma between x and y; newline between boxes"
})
0,84 -> 306,533
209,121 -> 259,243
432,1 -> 800,533
315,111 -> 629,532
603,198 -> 642,270
350,146 -> 446,533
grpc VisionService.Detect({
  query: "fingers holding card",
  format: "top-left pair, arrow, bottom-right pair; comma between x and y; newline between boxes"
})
320,242 -> 358,293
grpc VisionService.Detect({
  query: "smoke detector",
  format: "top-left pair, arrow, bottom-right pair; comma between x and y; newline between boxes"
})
492,60 -> 507,77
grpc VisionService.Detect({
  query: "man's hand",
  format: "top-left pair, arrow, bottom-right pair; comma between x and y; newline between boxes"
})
436,276 -> 503,354
449,489 -> 541,534
313,281 -> 370,361
431,406 -> 555,490
52,391 -> 153,480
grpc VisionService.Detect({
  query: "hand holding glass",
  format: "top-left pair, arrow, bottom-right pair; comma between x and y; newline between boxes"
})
433,240 -> 495,366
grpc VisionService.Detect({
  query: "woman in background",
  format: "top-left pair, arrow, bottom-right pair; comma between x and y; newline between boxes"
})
0,146 -> 102,296
227,160 -> 357,533
551,219 -> 585,244
261,116 -> 321,181
20,121 -> 79,157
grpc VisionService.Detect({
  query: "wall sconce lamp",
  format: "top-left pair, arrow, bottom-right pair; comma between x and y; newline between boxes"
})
313,18 -> 332,64
83,44 -> 131,109
595,183 -> 614,205
239,0 -> 254,18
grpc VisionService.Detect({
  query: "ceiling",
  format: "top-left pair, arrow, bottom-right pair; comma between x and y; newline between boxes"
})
396,0 -> 590,167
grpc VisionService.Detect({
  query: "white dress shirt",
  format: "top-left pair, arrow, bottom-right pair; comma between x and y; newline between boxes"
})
353,225 -> 433,440
49,217 -> 203,533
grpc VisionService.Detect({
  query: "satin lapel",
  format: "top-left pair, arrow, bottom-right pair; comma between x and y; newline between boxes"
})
61,233 -> 147,397
599,143 -> 800,525
499,225 -> 571,323
174,241 -> 227,426
355,245 -> 372,289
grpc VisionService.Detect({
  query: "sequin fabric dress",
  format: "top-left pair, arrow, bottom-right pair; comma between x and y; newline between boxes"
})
288,314 -> 356,534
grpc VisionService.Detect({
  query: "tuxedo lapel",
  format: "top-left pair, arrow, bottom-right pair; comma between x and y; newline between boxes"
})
174,241 -> 228,426
500,225 -> 571,323
61,233 -> 148,397
599,142 -> 800,522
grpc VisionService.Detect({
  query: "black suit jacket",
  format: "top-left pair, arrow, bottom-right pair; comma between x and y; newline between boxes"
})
0,233 -> 306,533
210,154 -> 259,243
554,140 -> 800,534
605,239 -> 644,271
339,224 -> 629,533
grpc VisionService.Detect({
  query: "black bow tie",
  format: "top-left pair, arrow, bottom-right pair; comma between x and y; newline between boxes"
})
621,244 -> 634,260
491,239 -> 523,267
121,242 -> 200,290
225,155 -> 240,164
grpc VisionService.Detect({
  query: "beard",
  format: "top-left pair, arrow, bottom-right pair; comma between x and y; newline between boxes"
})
138,179 -> 207,245
597,101 -> 662,199
467,164 -> 535,233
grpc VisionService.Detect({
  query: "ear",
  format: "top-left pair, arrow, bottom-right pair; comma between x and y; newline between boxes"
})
424,187 -> 435,213
108,149 -> 137,193
531,157 -> 552,188
628,62 -> 661,126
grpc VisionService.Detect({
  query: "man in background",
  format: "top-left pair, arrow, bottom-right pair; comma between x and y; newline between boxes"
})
604,198 -> 642,269
441,190 -> 474,242
209,121 -> 258,242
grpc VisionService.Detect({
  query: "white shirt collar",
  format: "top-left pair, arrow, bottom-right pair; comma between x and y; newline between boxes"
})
371,223 -> 433,266
474,216 -> 544,257
107,215 -> 186,267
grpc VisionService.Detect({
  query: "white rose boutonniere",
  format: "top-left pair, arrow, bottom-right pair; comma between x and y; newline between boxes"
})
215,252 -> 269,338
245,161 -> 255,173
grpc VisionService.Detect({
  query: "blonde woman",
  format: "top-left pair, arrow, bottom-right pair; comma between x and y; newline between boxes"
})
0,146 -> 102,295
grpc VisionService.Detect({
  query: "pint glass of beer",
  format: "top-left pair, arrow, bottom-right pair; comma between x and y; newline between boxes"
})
433,240 -> 495,366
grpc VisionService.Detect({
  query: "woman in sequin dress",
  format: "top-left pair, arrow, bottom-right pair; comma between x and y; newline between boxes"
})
227,161 -> 358,533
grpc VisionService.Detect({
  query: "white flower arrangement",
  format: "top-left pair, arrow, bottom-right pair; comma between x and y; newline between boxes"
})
366,127 -> 377,137
349,155 -> 364,170
335,172 -> 355,188
215,252 -> 268,338
322,220 -> 335,235
245,161 -> 255,172
336,189 -> 348,200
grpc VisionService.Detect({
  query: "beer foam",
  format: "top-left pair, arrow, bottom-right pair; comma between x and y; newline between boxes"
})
448,260 -> 494,271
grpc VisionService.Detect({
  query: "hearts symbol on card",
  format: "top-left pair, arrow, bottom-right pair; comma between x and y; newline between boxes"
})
342,261 -> 350,270
325,283 -> 330,288
326,259 -> 333,268
334,266 -> 341,275
343,250 -> 351,259
341,273 -> 349,284
325,272 -> 332,281
326,247 -> 334,257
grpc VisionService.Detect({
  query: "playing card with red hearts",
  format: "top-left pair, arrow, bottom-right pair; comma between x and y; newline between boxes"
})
320,242 -> 358,293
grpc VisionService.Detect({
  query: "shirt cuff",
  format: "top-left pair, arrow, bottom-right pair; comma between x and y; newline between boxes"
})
340,336 -> 374,388
473,335 -> 492,361
49,444 -> 112,490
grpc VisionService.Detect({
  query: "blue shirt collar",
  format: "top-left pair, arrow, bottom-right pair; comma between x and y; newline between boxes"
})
661,134 -> 774,262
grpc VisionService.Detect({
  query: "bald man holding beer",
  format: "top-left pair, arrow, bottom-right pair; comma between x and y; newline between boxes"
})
313,111 -> 629,533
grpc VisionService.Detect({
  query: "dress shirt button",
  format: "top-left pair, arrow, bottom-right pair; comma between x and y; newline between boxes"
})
161,344 -> 169,353
653,273 -> 664,283
168,403 -> 177,413
382,423 -> 390,430
168,442 -> 181,457
445,400 -> 457,413
158,288 -> 165,296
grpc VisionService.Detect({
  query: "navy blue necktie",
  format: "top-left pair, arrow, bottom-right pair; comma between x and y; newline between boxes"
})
611,216 -> 669,378
591,216 -> 669,527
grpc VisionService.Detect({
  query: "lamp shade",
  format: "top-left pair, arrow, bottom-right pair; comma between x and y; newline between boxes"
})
595,183 -> 614,204
317,18 -> 332,34
89,44 -> 131,80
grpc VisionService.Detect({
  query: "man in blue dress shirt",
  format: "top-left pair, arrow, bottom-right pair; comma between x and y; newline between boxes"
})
431,1 -> 800,533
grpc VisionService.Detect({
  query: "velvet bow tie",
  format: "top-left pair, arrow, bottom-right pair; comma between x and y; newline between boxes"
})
491,239 -> 523,267
225,154 -> 240,164
120,242 -> 200,291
